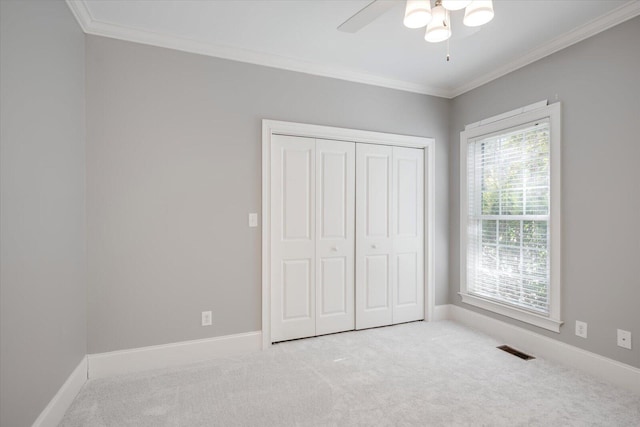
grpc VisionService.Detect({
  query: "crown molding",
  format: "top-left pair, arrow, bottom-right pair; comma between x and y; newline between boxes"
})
64,1 -> 449,98
449,1 -> 640,98
65,0 -> 91,33
66,0 -> 640,100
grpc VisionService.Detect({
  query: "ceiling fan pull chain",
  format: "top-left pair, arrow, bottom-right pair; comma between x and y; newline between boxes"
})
447,38 -> 450,62
446,16 -> 451,62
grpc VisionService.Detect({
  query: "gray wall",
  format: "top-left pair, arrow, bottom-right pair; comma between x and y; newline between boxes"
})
0,1 -> 87,426
450,17 -> 640,368
85,36 -> 450,353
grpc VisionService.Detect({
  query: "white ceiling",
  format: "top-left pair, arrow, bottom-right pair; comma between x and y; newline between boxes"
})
68,0 -> 640,98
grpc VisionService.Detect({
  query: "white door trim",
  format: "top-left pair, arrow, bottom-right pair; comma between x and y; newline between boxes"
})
262,120 -> 435,349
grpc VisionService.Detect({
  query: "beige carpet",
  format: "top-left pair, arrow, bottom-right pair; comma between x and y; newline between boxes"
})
61,321 -> 640,426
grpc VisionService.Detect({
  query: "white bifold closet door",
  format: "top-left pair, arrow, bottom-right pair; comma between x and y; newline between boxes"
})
315,139 -> 355,336
271,135 -> 355,342
355,144 -> 424,329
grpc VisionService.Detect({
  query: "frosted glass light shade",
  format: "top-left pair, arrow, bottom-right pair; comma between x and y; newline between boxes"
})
424,5 -> 451,43
441,0 -> 471,11
403,0 -> 432,29
463,0 -> 494,27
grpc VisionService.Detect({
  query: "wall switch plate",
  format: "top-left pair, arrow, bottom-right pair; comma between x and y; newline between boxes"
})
575,321 -> 588,339
249,213 -> 258,228
201,311 -> 212,326
617,329 -> 632,349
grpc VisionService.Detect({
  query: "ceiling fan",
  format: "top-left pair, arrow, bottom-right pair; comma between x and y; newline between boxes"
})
338,0 -> 399,33
338,0 -> 495,56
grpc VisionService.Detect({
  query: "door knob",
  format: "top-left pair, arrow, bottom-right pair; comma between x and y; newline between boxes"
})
371,244 -> 378,249
331,246 -> 338,251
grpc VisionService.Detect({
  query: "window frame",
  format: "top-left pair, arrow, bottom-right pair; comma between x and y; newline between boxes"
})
459,102 -> 562,332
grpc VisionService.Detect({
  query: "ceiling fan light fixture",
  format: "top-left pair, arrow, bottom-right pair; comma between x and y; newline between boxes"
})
441,0 -> 471,11
403,0 -> 432,29
463,0 -> 494,27
424,4 -> 451,43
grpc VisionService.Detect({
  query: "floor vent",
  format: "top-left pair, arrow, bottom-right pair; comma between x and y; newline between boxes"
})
497,345 -> 535,360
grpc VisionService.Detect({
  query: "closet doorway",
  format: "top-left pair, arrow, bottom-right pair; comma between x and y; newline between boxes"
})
262,120 -> 435,347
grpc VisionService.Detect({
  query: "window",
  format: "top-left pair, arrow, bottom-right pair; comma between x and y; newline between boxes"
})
460,102 -> 562,332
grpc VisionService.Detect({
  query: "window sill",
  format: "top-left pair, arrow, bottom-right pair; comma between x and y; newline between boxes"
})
459,292 -> 563,333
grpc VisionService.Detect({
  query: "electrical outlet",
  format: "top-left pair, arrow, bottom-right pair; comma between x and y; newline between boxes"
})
201,311 -> 212,326
249,213 -> 258,228
575,321 -> 588,339
617,329 -> 631,350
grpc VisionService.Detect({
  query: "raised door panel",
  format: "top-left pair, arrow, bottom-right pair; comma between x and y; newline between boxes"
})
271,135 -> 316,342
392,147 -> 424,324
319,151 -> 347,239
356,144 -> 393,329
316,139 -> 355,335
282,149 -> 312,241
396,253 -> 418,305
319,257 -> 346,314
282,259 -> 312,320
365,156 -> 389,238
365,255 -> 389,309
396,158 -> 419,238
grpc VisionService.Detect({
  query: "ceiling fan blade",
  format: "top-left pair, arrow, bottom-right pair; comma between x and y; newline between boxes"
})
338,0 -> 398,33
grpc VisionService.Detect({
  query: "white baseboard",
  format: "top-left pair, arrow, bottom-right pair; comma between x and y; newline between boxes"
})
88,331 -> 262,379
434,304 -> 640,394
432,304 -> 451,321
32,356 -> 87,427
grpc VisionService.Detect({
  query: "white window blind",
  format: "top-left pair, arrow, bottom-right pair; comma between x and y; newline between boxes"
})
466,119 -> 551,315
